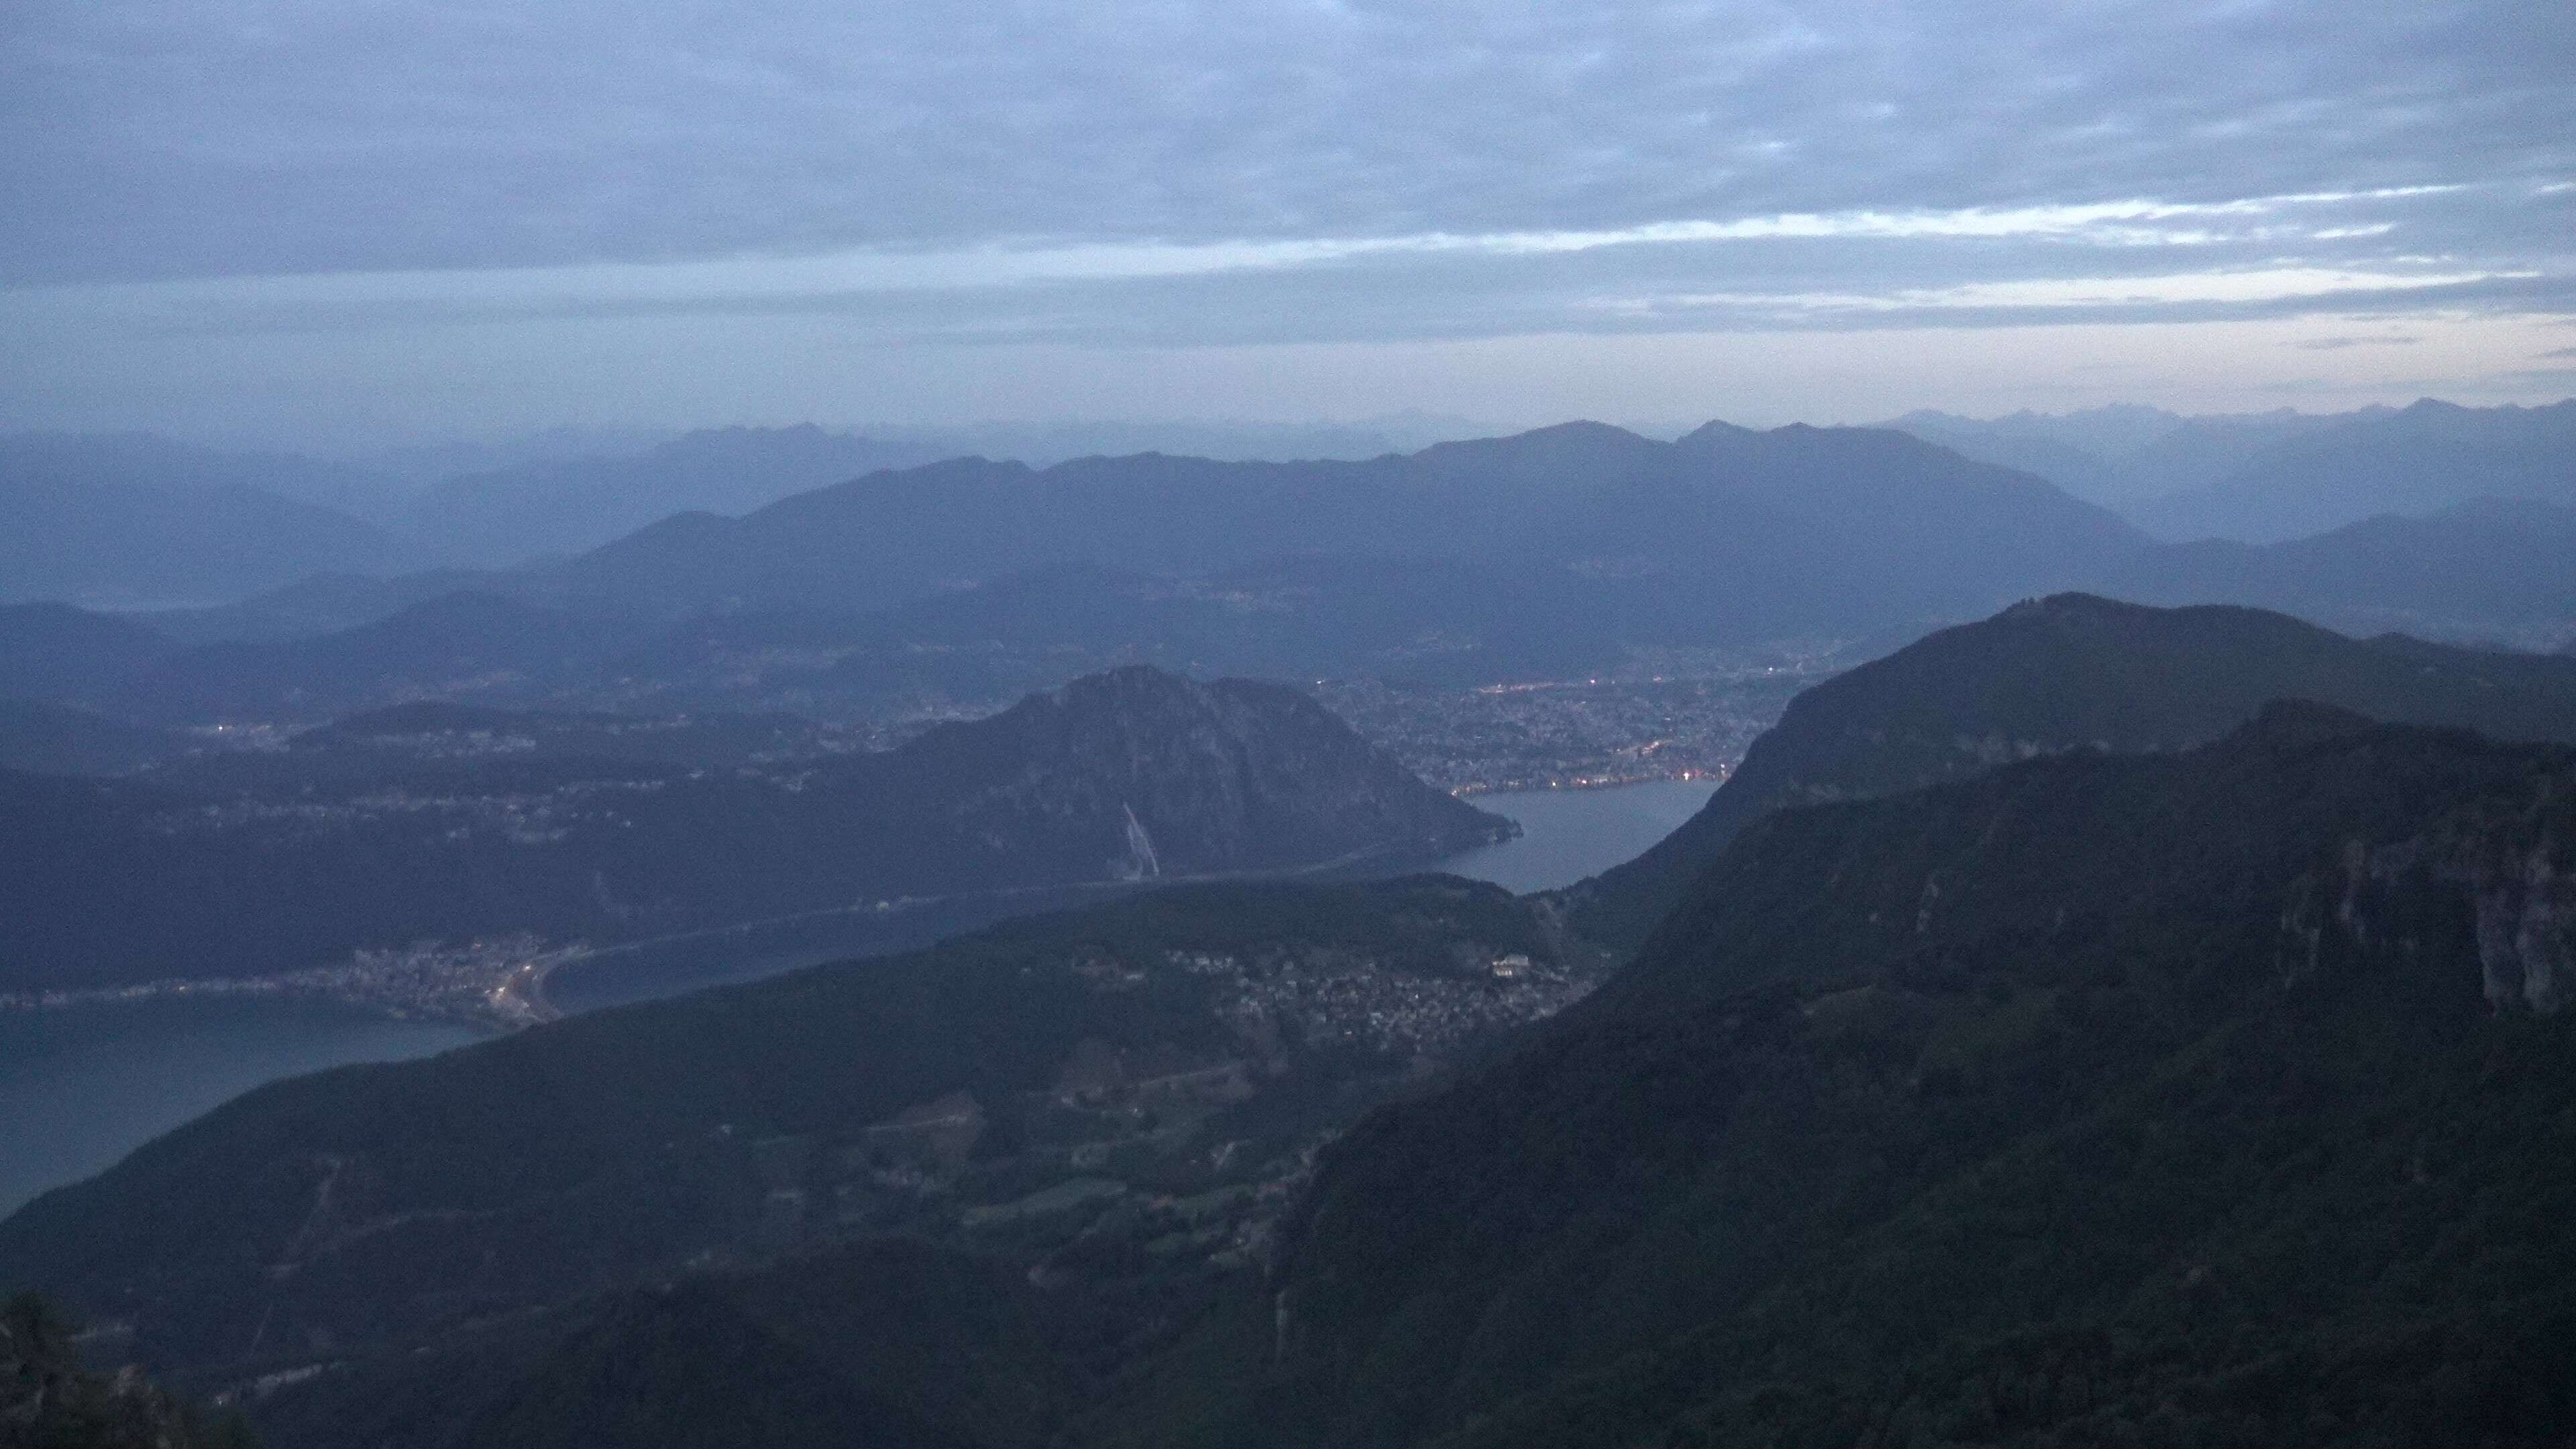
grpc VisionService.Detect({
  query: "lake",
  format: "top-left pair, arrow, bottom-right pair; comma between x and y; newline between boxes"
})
1438,777 -> 1719,894
547,777 -> 1721,1010
0,777 -> 1714,1217
0,997 -> 481,1218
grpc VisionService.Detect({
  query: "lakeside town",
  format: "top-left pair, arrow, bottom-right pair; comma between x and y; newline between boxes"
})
1311,650 -> 1829,794
0,935 -> 583,1028
2,663 -> 1831,1031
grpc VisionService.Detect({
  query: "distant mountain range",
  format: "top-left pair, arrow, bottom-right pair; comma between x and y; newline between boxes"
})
1892,398 -> 2576,543
9,406 -> 2573,717
535,421 -> 2139,629
2,417 -> 1495,588
0,665 -> 1507,994
2,419 -> 2150,721
0,439 -> 419,608
2106,496 -> 2576,639
0,432 -> 412,519
7,415 -> 2142,623
1889,402 -> 2355,506
402,426 -> 945,565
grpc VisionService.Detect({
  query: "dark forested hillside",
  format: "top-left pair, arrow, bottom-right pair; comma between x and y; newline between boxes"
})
1570,593 -> 2576,949
1191,706 -> 2576,1449
19,653 -> 2576,1448
0,877 -> 1591,1448
0,667 -> 1505,994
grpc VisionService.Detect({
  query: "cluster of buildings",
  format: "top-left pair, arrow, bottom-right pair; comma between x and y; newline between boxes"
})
1176,942 -> 1595,1059
718,933 -> 1603,1285
0,934 -> 583,1027
1311,665 -> 1821,794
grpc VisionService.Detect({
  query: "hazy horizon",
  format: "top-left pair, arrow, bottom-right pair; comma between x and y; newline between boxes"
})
15,392 -> 2573,466
7,1 -> 2569,444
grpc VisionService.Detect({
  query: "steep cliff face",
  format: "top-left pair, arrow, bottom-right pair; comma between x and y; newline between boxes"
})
2271,771 -> 2576,1014
2475,855 -> 2576,1011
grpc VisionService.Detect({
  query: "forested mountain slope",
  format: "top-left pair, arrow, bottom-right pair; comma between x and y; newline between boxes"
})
1570,594 -> 2576,949
0,667 -> 1506,993
0,878 -> 1592,1448
1195,706 -> 2576,1448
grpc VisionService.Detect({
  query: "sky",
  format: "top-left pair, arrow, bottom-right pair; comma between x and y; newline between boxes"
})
3,0 -> 2572,447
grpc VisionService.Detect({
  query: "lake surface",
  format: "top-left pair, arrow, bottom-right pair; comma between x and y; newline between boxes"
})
0,997 -> 480,1218
1437,777 -> 1719,894
551,777 -> 1720,1010
0,777 -> 1713,1217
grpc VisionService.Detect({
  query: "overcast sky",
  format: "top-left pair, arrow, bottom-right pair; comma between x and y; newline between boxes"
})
4,0 -> 2571,445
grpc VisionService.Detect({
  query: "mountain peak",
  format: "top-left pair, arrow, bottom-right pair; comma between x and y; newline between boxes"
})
1674,418 -> 1760,446
1050,661 -> 1202,708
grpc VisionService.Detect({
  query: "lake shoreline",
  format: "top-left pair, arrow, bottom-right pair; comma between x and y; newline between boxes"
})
0,777 -> 1720,1216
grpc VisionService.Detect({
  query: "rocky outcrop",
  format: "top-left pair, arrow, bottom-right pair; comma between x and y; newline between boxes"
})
2471,851 -> 2576,1012
2275,807 -> 2573,1014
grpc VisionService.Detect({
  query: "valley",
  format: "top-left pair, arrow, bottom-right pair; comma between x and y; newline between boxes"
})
15,7 -> 2576,1440
14,592 -> 2576,1449
7,411 -> 2576,1449
0,769 -> 1713,1218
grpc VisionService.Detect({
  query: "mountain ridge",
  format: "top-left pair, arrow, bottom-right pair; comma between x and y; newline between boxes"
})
0,665 -> 1509,994
1566,592 -> 2576,949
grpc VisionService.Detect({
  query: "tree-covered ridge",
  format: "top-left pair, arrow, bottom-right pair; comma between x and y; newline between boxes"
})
1182,706 -> 2576,1448
0,875 -> 1591,1444
0,665 -> 1508,994
1570,592 -> 2576,949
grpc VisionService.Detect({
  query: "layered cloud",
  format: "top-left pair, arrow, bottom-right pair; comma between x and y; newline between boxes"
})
3,0 -> 2571,427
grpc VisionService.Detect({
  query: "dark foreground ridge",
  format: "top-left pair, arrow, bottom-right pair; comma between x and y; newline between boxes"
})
0,876 -> 1599,1446
1210,704 -> 2576,1448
